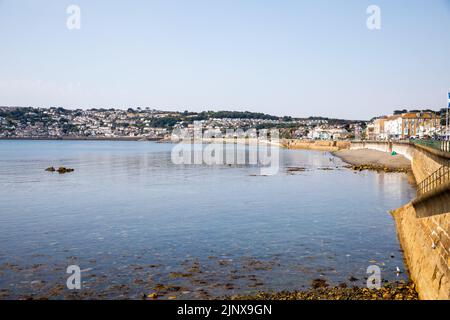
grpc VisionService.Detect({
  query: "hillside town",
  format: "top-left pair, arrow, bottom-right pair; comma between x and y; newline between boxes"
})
0,106 -> 447,141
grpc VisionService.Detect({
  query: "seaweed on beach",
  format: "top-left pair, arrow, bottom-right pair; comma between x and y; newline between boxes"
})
227,282 -> 419,300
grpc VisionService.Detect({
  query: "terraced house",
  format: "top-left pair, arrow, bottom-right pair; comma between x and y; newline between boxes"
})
400,112 -> 441,139
367,111 -> 442,140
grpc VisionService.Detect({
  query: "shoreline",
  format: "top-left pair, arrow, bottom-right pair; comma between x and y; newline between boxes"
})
0,136 -> 162,142
227,282 -> 418,301
281,139 -> 351,152
1,280 -> 418,300
332,148 -> 412,172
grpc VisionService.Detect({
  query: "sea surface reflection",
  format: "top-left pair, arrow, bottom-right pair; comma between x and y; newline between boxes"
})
0,140 -> 415,299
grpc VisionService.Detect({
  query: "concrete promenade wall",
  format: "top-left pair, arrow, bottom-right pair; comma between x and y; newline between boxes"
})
350,140 -> 450,299
350,141 -> 446,183
282,139 -> 351,151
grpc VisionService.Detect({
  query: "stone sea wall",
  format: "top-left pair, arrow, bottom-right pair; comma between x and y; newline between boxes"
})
350,140 -> 450,299
391,205 -> 450,299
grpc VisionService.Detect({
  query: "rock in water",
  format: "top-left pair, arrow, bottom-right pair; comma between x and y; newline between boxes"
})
57,167 -> 75,174
311,278 -> 329,289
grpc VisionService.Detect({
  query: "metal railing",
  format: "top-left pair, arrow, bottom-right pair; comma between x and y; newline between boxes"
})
412,139 -> 450,153
417,162 -> 450,196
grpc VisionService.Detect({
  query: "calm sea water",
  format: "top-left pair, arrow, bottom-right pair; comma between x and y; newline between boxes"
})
0,140 -> 415,299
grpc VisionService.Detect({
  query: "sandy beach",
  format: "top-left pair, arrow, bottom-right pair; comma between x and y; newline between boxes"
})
333,148 -> 411,170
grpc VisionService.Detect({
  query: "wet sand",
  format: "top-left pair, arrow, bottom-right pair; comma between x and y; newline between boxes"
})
333,149 -> 411,170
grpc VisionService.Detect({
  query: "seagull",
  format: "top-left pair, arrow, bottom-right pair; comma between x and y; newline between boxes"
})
432,242 -> 437,249
396,266 -> 402,274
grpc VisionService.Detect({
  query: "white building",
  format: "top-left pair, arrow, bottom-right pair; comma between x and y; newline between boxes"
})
308,127 -> 349,140
384,115 -> 402,139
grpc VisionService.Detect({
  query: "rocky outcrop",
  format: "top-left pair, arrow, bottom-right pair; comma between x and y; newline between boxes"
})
56,167 -> 74,174
349,164 -> 409,173
45,166 -> 74,174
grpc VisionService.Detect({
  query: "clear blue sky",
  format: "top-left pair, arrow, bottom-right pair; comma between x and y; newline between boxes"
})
0,0 -> 449,119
